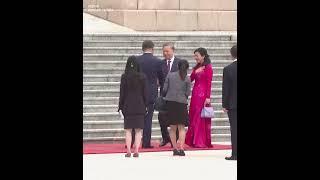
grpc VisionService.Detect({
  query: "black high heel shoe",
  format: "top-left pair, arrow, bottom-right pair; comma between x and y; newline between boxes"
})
125,153 -> 131,157
173,149 -> 180,156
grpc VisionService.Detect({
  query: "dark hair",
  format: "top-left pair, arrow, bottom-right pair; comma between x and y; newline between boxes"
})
124,56 -> 142,89
162,42 -> 175,51
178,60 -> 189,81
193,47 -> 211,70
142,40 -> 154,51
230,45 -> 237,59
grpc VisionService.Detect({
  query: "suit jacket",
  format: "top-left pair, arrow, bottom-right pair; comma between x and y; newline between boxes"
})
118,73 -> 148,115
222,61 -> 237,110
163,72 -> 191,104
160,56 -> 181,96
136,53 -> 164,104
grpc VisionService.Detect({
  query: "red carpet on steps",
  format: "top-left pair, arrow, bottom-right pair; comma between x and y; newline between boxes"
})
83,141 -> 231,154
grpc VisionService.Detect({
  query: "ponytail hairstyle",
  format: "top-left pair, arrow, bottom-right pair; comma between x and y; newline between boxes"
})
124,56 -> 142,89
178,59 -> 189,81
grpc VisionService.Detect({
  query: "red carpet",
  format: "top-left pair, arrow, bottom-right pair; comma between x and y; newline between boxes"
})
83,141 -> 231,154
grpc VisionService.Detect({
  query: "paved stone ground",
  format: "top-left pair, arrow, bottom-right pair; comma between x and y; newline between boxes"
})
83,149 -> 237,180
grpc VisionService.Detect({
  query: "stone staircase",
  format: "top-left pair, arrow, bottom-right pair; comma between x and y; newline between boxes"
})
83,33 -> 236,144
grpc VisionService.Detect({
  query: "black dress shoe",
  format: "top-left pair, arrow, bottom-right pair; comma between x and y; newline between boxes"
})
173,149 -> 180,156
178,150 -> 185,156
159,140 -> 170,147
225,156 -> 237,160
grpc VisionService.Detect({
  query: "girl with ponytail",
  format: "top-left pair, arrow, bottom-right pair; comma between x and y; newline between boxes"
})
162,59 -> 191,156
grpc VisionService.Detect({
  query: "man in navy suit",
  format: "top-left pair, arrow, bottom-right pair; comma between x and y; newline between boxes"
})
159,42 -> 181,147
136,40 -> 165,148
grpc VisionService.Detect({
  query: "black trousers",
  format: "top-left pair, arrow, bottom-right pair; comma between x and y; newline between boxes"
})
142,104 -> 154,146
227,109 -> 237,157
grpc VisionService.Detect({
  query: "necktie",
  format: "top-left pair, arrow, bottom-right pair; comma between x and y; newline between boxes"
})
167,60 -> 171,72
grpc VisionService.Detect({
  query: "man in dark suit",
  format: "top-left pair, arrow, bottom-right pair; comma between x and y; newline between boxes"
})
136,40 -> 165,148
222,45 -> 237,160
159,42 -> 181,147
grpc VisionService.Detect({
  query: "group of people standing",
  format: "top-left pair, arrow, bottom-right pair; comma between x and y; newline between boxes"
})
118,40 -> 237,160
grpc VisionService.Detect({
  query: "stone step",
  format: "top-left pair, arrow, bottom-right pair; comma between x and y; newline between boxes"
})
83,118 -> 229,129
83,102 -> 224,113
82,60 -> 232,68
83,126 -> 230,138
83,88 -> 222,97
83,34 -> 232,41
83,40 -> 237,48
83,112 -> 158,121
83,95 -> 223,105
83,110 -> 227,121
83,54 -> 232,61
83,81 -> 222,90
83,134 -> 231,143
83,73 -> 223,82
83,66 -> 224,75
83,47 -> 231,55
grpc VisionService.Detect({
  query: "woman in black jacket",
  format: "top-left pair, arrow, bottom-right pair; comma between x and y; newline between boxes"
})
118,56 -> 148,157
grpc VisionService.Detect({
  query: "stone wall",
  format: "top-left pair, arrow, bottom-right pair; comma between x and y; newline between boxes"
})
83,0 -> 237,31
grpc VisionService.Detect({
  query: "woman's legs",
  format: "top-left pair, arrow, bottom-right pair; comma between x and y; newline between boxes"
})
177,125 -> 186,150
169,125 -> 178,149
125,129 -> 132,154
134,128 -> 143,154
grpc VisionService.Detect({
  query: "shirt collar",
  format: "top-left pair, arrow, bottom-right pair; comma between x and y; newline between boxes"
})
167,55 -> 175,62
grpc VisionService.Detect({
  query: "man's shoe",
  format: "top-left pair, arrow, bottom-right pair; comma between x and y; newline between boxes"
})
225,156 -> 237,160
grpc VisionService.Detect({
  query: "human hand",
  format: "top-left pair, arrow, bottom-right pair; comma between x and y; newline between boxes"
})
204,98 -> 210,105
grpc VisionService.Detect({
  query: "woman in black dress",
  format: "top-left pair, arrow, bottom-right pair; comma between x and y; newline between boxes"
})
118,56 -> 147,157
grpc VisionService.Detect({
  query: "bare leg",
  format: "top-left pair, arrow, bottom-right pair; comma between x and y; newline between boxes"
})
169,125 -> 178,149
125,129 -> 132,154
178,125 -> 186,150
134,129 -> 143,153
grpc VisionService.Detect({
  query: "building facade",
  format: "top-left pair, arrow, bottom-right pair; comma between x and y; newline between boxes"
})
84,0 -> 237,31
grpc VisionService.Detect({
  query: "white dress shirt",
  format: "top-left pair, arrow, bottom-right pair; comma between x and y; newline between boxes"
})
166,55 -> 175,72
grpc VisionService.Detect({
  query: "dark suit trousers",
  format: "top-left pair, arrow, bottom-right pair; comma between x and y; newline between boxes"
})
228,109 -> 237,157
143,103 -> 155,146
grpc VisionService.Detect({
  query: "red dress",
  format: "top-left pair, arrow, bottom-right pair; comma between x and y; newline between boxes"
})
185,64 -> 213,148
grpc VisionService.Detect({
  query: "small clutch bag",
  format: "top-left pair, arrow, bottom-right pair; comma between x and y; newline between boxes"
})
201,106 -> 215,118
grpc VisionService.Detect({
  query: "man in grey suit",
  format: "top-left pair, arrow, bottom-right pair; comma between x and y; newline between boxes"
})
222,45 -> 237,160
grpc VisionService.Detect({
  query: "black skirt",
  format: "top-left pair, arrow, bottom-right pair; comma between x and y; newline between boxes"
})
124,114 -> 145,129
166,101 -> 188,126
